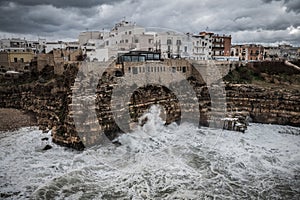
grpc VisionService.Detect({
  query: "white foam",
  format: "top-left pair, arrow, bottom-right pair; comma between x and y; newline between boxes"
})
0,108 -> 299,199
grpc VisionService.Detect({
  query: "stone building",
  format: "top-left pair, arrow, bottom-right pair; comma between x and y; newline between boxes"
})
36,49 -> 82,74
278,44 -> 299,60
263,45 -> 299,61
0,38 -> 46,54
212,34 -> 232,59
232,44 -> 264,61
78,31 -> 108,46
263,46 -> 280,61
0,50 -> 34,71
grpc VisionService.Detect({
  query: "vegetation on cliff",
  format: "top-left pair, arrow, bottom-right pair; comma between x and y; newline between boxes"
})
224,61 -> 300,88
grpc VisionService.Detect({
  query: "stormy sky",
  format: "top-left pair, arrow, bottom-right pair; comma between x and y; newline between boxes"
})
0,0 -> 299,45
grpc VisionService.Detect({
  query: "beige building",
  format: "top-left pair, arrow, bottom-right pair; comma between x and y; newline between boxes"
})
232,44 -> 264,61
0,51 -> 34,71
37,49 -> 82,74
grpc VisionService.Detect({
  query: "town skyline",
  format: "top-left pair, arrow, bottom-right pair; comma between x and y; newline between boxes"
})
0,0 -> 299,46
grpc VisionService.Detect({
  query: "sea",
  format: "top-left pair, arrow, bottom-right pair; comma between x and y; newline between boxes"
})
1,107 -> 300,199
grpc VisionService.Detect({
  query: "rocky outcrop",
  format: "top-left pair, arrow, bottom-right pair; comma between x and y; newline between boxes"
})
0,63 -> 79,134
1,60 -> 298,150
226,84 -> 300,126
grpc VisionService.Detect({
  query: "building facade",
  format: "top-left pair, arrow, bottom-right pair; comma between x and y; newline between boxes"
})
232,44 -> 264,61
212,34 -> 232,59
0,50 -> 34,71
191,32 -> 213,60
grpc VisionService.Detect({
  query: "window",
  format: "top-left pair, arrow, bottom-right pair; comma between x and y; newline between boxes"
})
20,58 -> 24,63
123,56 -> 131,62
153,54 -> 160,60
167,39 -> 172,45
129,31 -> 132,35
125,39 -> 128,43
147,54 -> 154,60
131,56 -> 139,62
176,40 -> 181,45
132,67 -> 138,74
139,56 -> 145,62
14,57 -> 17,62
182,66 -> 187,73
184,46 -> 187,52
134,39 -> 139,43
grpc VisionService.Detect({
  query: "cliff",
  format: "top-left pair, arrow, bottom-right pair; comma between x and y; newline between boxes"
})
224,60 -> 300,126
0,60 -> 299,150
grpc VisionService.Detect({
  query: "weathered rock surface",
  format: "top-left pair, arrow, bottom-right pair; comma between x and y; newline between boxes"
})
1,60 -> 299,150
226,84 -> 300,126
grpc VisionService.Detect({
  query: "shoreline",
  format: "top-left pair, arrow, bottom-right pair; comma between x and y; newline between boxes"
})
0,108 -> 37,132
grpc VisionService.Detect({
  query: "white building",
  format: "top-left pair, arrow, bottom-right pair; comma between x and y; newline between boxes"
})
45,41 -> 66,54
78,21 -> 224,61
191,32 -> 213,60
79,20 -> 156,61
0,38 -> 45,54
155,31 -> 187,59
142,31 -> 212,60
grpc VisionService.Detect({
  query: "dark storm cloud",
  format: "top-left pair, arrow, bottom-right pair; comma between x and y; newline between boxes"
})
0,0 -> 299,45
262,0 -> 300,13
0,0 -> 123,8
0,2 -> 102,37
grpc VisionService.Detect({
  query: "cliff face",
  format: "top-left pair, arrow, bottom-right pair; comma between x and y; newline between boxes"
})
0,60 -> 299,150
224,61 -> 300,126
0,63 -> 78,133
226,84 -> 300,126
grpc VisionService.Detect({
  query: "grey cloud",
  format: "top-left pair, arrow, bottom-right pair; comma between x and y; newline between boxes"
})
0,3 -> 98,36
284,0 -> 300,13
0,0 -> 122,8
262,0 -> 300,13
0,0 -> 299,45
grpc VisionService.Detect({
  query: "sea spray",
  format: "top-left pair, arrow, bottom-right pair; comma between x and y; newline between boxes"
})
0,108 -> 299,199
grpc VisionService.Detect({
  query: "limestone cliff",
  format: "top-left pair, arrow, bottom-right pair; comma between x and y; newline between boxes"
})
0,60 -> 299,150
